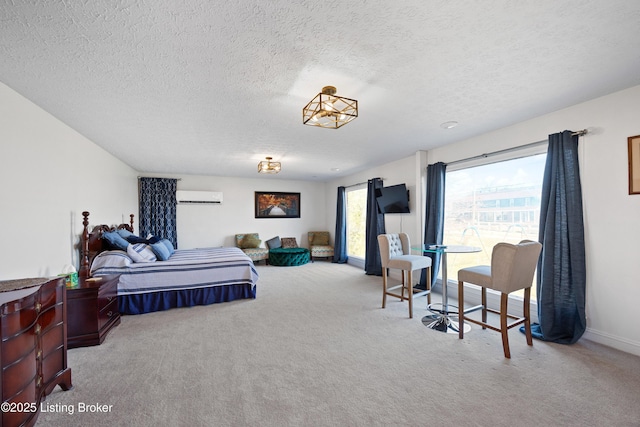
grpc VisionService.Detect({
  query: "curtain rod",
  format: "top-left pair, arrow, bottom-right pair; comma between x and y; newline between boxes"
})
138,176 -> 182,180
345,181 -> 367,189
344,177 -> 384,189
446,129 -> 588,167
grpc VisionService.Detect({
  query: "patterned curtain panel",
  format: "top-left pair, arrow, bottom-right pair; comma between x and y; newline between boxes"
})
333,186 -> 348,264
420,162 -> 447,289
532,130 -> 586,344
364,178 -> 385,275
139,177 -> 178,249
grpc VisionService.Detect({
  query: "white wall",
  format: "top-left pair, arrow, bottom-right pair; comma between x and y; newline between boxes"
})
331,85 -> 640,355
141,174 -> 329,250
3,77 -> 638,355
0,82 -> 328,280
325,155 -> 422,251
0,83 -> 139,280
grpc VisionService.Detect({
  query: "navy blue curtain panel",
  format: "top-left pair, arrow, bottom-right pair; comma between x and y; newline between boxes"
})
365,178 -> 385,275
532,130 -> 586,344
333,186 -> 348,264
420,162 -> 446,289
139,177 -> 178,249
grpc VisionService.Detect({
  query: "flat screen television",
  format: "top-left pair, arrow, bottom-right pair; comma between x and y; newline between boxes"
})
376,183 -> 410,214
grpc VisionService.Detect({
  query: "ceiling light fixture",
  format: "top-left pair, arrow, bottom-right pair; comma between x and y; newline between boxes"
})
302,86 -> 358,129
440,121 -> 459,129
258,157 -> 281,174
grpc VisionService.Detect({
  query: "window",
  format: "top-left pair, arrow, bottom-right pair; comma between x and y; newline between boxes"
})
346,186 -> 367,258
443,153 -> 546,297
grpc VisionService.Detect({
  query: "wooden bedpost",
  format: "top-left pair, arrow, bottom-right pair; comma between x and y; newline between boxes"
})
79,211 -> 90,280
130,214 -> 135,233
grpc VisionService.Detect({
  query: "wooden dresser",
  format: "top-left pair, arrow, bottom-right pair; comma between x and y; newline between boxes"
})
67,275 -> 120,348
0,276 -> 73,427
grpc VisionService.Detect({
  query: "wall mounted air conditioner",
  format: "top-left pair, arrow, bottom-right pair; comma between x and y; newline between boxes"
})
176,190 -> 223,204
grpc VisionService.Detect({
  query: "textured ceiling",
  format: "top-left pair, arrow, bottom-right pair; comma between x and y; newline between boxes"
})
2,1 -> 640,181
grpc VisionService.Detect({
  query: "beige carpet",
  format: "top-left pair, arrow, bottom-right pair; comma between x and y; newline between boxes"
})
39,262 -> 640,426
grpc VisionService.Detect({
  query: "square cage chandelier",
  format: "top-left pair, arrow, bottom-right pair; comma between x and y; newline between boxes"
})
302,86 -> 358,129
258,157 -> 281,174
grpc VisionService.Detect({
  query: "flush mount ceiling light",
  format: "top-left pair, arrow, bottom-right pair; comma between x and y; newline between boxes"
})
302,86 -> 358,129
440,121 -> 459,129
257,157 -> 281,174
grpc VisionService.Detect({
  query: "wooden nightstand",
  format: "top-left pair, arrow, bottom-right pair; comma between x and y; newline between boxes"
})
67,275 -> 121,348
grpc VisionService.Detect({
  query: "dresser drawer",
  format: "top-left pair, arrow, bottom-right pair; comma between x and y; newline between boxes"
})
2,324 -> 37,365
41,322 -> 64,358
97,276 -> 117,306
41,346 -> 64,387
2,378 -> 37,427
2,347 -> 37,398
38,279 -> 64,312
98,298 -> 119,330
98,292 -> 117,313
37,302 -> 63,335
1,295 -> 38,338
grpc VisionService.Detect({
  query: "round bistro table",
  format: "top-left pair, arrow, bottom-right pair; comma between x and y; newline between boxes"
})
412,244 -> 481,334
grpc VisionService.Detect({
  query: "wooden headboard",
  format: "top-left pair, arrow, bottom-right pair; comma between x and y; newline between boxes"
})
79,211 -> 135,280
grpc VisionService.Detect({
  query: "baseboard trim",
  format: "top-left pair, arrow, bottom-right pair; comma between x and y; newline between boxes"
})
451,281 -> 640,357
347,257 -> 365,270
582,328 -> 640,357
351,265 -> 640,356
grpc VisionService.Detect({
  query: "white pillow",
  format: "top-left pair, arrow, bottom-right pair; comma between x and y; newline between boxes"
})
127,243 -> 157,263
90,250 -> 132,275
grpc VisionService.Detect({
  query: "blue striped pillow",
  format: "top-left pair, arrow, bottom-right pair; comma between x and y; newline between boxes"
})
150,241 -> 171,261
161,239 -> 175,255
127,243 -> 157,263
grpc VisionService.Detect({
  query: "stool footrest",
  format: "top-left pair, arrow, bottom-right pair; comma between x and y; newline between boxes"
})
268,248 -> 310,266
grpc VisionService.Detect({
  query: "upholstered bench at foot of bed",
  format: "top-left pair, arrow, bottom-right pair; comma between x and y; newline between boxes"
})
269,247 -> 310,266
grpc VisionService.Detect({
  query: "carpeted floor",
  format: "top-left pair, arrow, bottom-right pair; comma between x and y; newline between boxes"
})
39,262 -> 640,426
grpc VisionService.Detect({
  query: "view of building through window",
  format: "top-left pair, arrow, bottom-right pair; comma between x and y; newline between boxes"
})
346,187 -> 367,258
344,153 -> 545,296
443,153 -> 546,297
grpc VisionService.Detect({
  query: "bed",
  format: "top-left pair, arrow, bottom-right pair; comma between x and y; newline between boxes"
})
79,211 -> 258,315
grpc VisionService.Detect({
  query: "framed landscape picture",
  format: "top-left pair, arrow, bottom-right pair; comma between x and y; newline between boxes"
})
629,135 -> 640,195
255,191 -> 301,218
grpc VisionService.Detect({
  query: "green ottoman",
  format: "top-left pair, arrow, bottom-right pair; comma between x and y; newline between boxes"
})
269,247 -> 310,266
